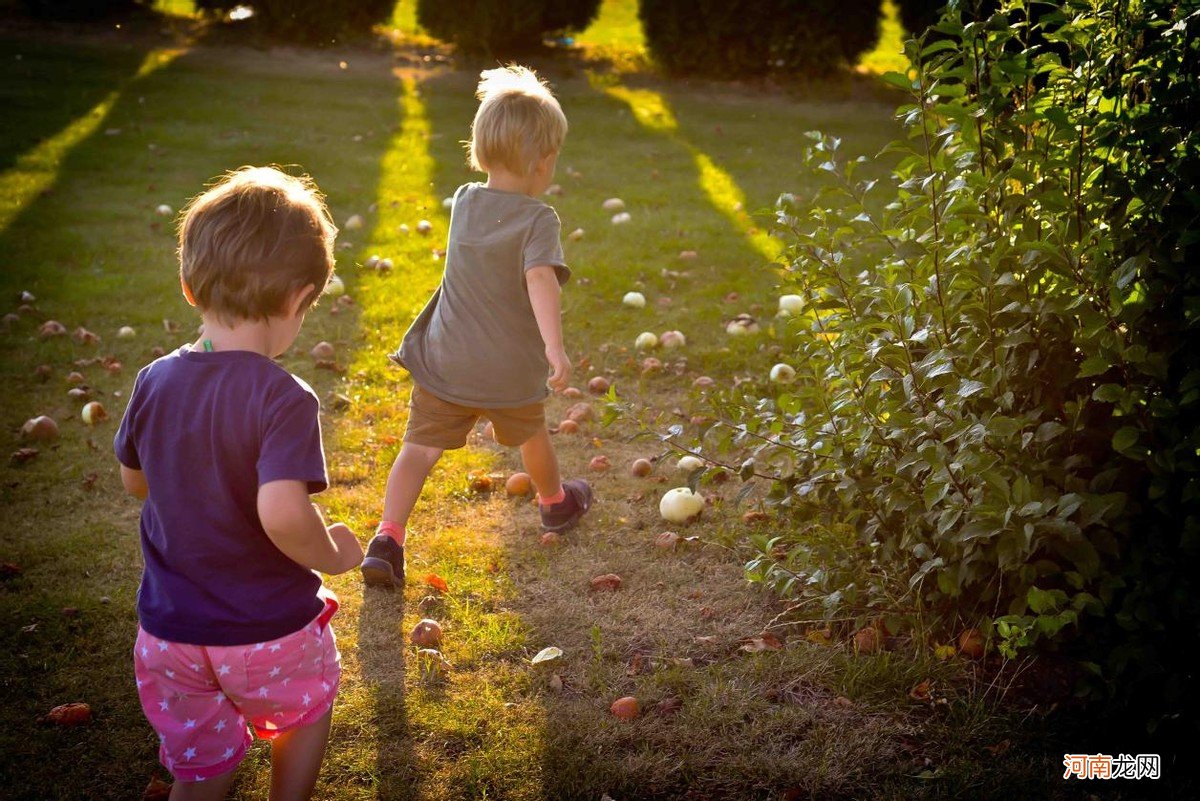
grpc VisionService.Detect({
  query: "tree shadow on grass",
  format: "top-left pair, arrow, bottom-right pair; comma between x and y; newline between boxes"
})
0,34 -> 403,799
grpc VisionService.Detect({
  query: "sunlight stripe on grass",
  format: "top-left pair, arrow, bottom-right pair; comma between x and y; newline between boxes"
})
603,83 -> 782,264
0,48 -> 182,235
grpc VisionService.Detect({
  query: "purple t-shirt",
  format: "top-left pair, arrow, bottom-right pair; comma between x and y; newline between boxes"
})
114,345 -> 328,646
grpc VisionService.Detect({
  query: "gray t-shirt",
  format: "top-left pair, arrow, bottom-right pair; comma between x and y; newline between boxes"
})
395,182 -> 570,408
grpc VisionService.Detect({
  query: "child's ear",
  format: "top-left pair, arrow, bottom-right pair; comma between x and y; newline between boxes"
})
179,275 -> 197,307
288,283 -> 317,318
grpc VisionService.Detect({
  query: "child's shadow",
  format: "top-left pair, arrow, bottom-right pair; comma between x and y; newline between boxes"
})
356,587 -> 417,799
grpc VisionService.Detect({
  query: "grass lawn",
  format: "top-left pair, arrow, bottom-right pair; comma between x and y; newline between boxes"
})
0,17 -> 1090,801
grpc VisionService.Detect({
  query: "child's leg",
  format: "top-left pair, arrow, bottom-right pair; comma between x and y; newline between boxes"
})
168,770 -> 238,801
267,707 -> 333,801
519,427 -> 563,501
381,442 -> 444,532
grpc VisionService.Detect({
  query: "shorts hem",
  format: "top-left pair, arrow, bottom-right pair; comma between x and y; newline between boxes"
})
168,739 -> 249,783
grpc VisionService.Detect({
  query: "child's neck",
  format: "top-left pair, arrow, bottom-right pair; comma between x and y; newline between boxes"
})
195,315 -> 275,358
486,169 -> 537,197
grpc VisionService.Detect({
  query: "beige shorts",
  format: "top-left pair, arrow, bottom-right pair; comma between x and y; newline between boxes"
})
403,384 -> 545,450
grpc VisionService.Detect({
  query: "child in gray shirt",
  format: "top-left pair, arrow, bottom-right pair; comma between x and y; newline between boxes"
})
361,65 -> 593,588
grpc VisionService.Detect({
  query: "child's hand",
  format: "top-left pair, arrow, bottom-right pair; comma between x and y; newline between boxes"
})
327,522 -> 364,574
546,346 -> 571,392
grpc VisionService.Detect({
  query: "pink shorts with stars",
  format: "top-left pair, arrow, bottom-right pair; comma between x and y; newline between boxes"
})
132,596 -> 341,783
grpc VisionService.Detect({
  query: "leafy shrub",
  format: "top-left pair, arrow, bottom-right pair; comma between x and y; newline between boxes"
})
639,0 -> 883,77
679,0 -> 1198,730
416,0 -> 602,55
193,0 -> 397,43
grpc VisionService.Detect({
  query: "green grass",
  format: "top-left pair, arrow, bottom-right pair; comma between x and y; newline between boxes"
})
0,24 -> 1090,801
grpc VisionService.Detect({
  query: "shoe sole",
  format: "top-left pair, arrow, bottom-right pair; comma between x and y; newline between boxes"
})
361,557 -> 403,588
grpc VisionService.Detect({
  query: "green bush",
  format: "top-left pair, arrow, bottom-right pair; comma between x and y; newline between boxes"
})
416,0 -> 602,55
639,0 -> 884,77
679,0 -> 1197,731
193,0 -> 397,43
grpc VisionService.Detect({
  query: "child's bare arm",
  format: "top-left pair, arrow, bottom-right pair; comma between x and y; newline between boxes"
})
120,465 -> 148,500
526,265 -> 570,391
257,480 -> 363,574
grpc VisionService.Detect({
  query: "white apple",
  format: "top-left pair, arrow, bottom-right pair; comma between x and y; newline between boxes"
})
416,219 -> 433,234
676,455 -> 704,473
635,332 -> 658,350
602,198 -> 625,211
660,330 -> 686,349
770,363 -> 796,383
155,204 -> 172,216
344,214 -> 364,230
660,487 -> 705,523
324,274 -> 345,297
611,212 -> 632,225
623,291 -> 646,308
778,294 -> 804,315
117,326 -> 136,339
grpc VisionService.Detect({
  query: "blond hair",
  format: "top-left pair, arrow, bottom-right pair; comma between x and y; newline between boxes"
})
178,166 -> 336,324
468,65 -> 567,176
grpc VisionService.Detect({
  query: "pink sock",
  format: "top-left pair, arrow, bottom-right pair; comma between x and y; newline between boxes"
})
377,520 -> 406,545
538,487 -> 565,506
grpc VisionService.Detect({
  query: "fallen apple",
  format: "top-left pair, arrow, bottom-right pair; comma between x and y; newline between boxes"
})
676,455 -> 703,473
565,402 -> 594,423
601,197 -> 625,211
33,364 -> 51,381
2,312 -> 19,328
660,487 -> 704,523
587,376 -> 610,394
310,341 -> 335,360
442,196 -> 454,209
324,275 -> 345,297
725,314 -> 759,335
589,455 -> 610,472
68,387 -> 92,402
635,332 -> 658,350
468,472 -> 493,493
117,326 -> 136,339
344,214 -> 364,230
692,376 -> 715,389
769,363 -> 796,383
958,628 -> 985,659
659,330 -> 686,349
364,255 -> 380,269
611,212 -> 632,225
45,702 -> 92,726
73,327 -> 100,345
540,531 -> 562,547
567,227 -> 584,241
19,290 -> 35,303
410,618 -> 443,648
678,250 -> 698,260
562,386 -> 583,399
641,357 -> 662,373
778,294 -> 804,315
505,472 -> 532,496
631,458 -> 652,477
610,696 -> 639,720
557,419 -> 580,434
590,573 -> 622,591
416,219 -> 433,235
155,204 -> 172,216
66,371 -> 85,384
378,257 -> 393,272
81,401 -> 107,425
21,415 -> 59,442
622,291 -> 646,309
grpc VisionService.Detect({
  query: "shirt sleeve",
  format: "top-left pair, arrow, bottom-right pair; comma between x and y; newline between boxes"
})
257,382 -> 328,494
114,368 -> 145,469
523,207 -> 570,285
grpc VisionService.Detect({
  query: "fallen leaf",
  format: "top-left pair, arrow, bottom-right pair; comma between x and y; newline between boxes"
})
10,448 -> 39,465
805,628 -> 833,646
984,739 -> 1012,757
531,646 -> 563,665
740,632 -> 784,652
143,776 -> 171,801
909,678 -> 934,702
655,697 -> 682,717
423,573 -> 449,593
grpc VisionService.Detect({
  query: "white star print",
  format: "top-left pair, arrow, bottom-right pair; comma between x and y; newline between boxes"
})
136,679 -> 143,689
301,692 -> 311,705
269,643 -> 282,652
281,677 -> 291,686
217,664 -> 231,676
191,663 -> 201,672
269,666 -> 281,678
140,645 -> 149,658
213,719 -> 226,732
223,747 -> 235,760
165,669 -> 175,679
183,719 -> 196,729
214,692 -> 225,704
157,641 -> 169,652
158,699 -> 170,711
321,682 -> 330,692
253,643 -> 264,651
183,747 -> 196,761
258,687 -> 269,698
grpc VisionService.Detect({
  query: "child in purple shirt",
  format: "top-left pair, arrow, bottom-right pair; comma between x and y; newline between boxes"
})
114,166 -> 362,799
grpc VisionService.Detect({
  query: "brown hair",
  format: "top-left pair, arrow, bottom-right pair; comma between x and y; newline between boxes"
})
179,166 -> 336,324
469,65 -> 567,176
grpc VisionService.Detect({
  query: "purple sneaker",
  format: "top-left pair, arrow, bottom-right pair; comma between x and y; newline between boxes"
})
540,479 -> 593,533
361,534 -> 405,588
